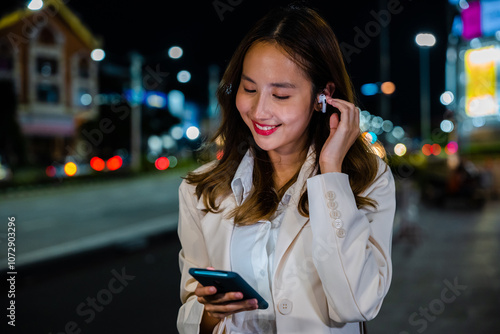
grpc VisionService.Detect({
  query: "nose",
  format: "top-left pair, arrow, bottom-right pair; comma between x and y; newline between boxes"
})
251,93 -> 272,120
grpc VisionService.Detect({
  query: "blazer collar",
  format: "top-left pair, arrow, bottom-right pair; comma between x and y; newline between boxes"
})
194,147 -> 318,270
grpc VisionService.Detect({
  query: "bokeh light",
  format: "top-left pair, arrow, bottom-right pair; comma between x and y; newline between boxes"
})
107,156 -> 123,171
90,157 -> 105,171
409,153 -> 426,166
148,135 -> 162,153
168,46 -> 183,59
167,156 -> 178,168
80,94 -> 92,106
27,0 -> 43,10
64,162 -> 77,177
416,33 -> 436,47
146,93 -> 167,109
422,143 -> 442,156
171,125 -> 184,140
381,81 -> 396,95
216,150 -> 224,160
382,120 -> 394,132
177,70 -> 191,83
46,165 -> 56,177
155,157 -> 170,170
472,117 -> 486,127
440,91 -> 454,105
91,49 -> 106,61
432,143 -> 442,156
445,141 -> 459,155
361,83 -> 379,96
440,120 -> 454,133
422,144 -> 432,156
186,126 -> 200,140
394,143 -> 407,156
392,126 -> 405,139
363,131 -> 378,144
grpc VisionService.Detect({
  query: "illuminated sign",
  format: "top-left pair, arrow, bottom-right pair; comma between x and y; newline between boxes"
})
481,0 -> 500,36
464,46 -> 500,117
459,0 -> 500,39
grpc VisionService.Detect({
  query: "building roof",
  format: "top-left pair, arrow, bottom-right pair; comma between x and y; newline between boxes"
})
0,0 -> 101,49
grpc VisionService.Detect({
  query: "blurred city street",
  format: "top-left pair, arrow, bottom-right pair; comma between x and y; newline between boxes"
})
1,0 -> 500,333
1,172 -> 499,333
0,169 -> 187,270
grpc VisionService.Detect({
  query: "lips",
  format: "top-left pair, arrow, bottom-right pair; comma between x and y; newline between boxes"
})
252,121 -> 281,136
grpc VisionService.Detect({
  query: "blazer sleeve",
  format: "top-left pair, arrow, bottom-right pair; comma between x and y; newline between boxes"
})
177,178 -> 209,334
306,157 -> 396,323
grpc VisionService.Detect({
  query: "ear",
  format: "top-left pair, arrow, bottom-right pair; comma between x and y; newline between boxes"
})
323,82 -> 336,98
314,82 -> 336,111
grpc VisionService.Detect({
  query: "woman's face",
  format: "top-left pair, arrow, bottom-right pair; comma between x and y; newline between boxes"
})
236,42 -> 315,157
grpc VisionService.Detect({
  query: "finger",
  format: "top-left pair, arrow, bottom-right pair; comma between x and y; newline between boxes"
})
194,284 -> 217,298
329,112 -> 339,130
198,291 -> 244,305
325,97 -> 355,111
205,299 -> 259,318
326,99 -> 360,128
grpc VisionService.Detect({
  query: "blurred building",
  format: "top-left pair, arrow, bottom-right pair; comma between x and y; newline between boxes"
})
446,0 -> 500,155
0,0 -> 101,165
445,0 -> 500,194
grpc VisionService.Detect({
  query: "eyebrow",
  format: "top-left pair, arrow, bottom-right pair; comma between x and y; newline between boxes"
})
241,74 -> 297,89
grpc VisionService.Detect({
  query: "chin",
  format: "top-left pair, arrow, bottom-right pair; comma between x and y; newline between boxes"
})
252,137 -> 279,152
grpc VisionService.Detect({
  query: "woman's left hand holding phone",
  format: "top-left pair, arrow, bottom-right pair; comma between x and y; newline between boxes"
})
195,268 -> 258,321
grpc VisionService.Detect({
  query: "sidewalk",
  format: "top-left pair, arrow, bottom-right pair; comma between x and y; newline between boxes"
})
369,199 -> 500,333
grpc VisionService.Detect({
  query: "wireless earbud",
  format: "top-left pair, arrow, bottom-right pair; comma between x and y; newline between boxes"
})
318,94 -> 327,113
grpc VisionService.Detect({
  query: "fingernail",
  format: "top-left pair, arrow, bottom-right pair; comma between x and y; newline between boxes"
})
209,287 -> 216,293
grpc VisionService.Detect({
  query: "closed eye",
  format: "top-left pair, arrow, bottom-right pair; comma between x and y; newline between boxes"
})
244,88 -> 256,93
274,95 -> 290,100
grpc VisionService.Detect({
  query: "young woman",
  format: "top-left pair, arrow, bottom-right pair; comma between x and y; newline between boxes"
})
177,3 -> 396,333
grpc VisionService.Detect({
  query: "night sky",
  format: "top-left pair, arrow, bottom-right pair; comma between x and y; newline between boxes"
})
4,0 -> 454,135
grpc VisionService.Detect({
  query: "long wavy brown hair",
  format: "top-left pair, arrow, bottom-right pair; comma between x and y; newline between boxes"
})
185,3 -> 380,225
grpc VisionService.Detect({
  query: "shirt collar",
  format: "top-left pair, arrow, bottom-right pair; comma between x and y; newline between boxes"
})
230,146 -> 317,206
231,150 -> 254,206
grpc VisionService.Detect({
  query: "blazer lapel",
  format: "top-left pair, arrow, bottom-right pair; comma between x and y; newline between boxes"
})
273,204 -> 309,274
273,147 -> 317,278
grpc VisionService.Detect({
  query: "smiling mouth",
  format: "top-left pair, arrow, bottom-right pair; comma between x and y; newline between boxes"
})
252,121 -> 281,136
255,123 -> 280,131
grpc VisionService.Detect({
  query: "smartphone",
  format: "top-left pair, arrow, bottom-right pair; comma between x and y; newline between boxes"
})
189,268 -> 269,309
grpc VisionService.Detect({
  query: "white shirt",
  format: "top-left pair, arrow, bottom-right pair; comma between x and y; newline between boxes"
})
226,149 -> 314,333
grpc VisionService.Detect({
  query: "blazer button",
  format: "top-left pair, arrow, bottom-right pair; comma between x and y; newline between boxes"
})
277,299 -> 293,315
336,228 -> 346,238
329,210 -> 341,219
327,200 -> 338,209
325,191 -> 335,200
333,219 -> 343,229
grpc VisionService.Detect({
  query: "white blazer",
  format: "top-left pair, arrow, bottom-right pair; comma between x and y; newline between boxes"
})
177,151 -> 396,334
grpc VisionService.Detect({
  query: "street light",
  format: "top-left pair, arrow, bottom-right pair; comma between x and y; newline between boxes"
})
91,49 -> 106,62
27,0 -> 43,10
168,46 -> 183,59
416,32 -> 436,142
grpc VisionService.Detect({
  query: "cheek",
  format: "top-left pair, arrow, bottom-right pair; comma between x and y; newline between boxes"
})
235,92 -> 250,117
